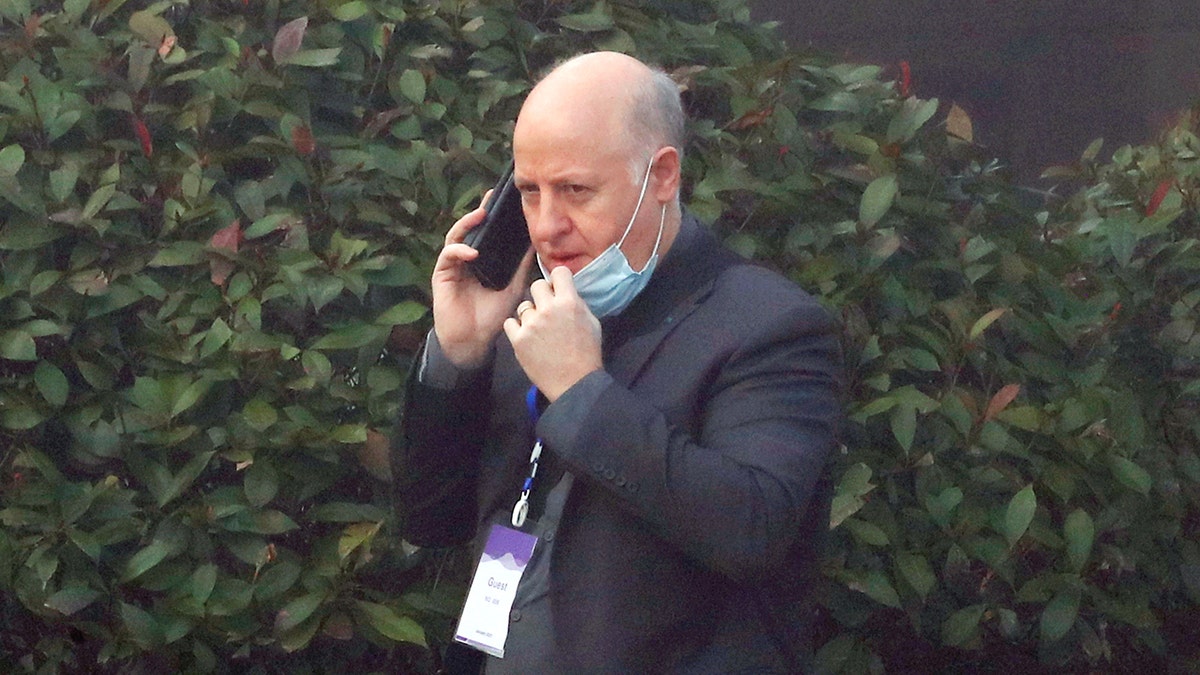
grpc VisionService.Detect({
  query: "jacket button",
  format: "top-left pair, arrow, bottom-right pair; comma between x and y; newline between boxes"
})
603,468 -> 616,481
615,476 -> 627,487
627,482 -> 639,493
510,609 -> 522,622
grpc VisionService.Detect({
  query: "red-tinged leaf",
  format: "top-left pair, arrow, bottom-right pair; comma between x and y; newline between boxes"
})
291,124 -> 316,155
210,220 -> 242,253
131,114 -> 152,157
364,108 -> 405,137
898,60 -> 912,97
984,384 -> 1021,422
273,17 -> 308,64
947,103 -> 973,142
210,258 -> 234,286
158,34 -> 177,58
729,107 -> 774,131
25,13 -> 41,41
1146,179 -> 1173,216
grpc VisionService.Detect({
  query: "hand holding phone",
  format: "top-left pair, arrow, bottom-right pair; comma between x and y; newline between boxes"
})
463,163 -> 531,290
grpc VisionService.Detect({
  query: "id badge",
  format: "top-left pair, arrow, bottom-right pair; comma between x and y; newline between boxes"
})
454,525 -> 538,658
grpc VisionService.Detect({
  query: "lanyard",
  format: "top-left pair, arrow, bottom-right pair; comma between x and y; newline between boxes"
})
511,385 -> 542,528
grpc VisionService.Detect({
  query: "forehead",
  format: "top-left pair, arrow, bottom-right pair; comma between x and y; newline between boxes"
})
512,69 -> 639,169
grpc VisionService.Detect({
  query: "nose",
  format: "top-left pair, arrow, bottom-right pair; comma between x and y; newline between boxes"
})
525,192 -> 572,244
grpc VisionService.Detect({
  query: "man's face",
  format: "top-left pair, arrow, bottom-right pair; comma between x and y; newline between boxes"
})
512,116 -> 660,276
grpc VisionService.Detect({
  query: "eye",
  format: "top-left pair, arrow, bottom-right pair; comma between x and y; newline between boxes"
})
562,184 -> 590,196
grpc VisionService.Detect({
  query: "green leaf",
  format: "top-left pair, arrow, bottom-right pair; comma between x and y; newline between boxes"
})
171,378 -> 211,418
331,424 -> 367,444
123,539 -> 173,582
925,487 -> 962,528
255,560 -> 302,601
556,11 -> 615,32
200,318 -> 233,359
3,405 -> 43,431
245,213 -> 301,239
149,242 -> 205,266
284,48 -> 343,67
307,502 -> 389,523
887,97 -> 939,143
191,564 -> 218,605
244,461 -> 279,507
398,69 -> 426,104
890,403 -> 916,452
859,174 -> 897,227
896,552 -> 936,600
338,521 -> 381,560
1063,508 -> 1095,572
1040,588 -> 1080,642
128,10 -> 173,45
942,604 -> 986,646
34,362 -> 69,407
1109,456 -> 1151,494
81,183 -> 117,221
223,509 -> 298,535
275,592 -> 325,634
330,0 -> 369,21
0,144 -> 25,177
120,602 -> 164,649
1003,484 -> 1037,547
0,219 -> 64,250
0,329 -> 36,361
243,398 -> 278,432
969,308 -> 1008,341
309,324 -> 387,351
843,518 -> 889,546
356,601 -> 427,646
849,570 -> 901,609
45,585 -> 102,616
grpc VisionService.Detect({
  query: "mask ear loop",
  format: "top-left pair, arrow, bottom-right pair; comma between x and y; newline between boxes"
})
615,157 -> 657,250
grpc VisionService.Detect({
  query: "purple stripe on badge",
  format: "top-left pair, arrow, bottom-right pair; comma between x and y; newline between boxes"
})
481,524 -> 537,569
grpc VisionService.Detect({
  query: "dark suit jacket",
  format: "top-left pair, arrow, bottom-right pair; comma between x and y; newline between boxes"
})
397,215 -> 842,673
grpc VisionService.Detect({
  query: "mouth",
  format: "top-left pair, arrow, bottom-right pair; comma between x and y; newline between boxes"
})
540,253 -> 586,274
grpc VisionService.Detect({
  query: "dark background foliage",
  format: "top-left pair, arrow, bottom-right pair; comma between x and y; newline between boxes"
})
0,1 -> 1196,673
754,0 -> 1200,184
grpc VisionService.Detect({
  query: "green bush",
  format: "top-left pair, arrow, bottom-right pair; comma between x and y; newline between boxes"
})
0,0 -> 1196,673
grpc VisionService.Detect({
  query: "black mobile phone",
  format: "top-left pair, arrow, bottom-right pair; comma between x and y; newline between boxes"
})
463,163 -> 531,290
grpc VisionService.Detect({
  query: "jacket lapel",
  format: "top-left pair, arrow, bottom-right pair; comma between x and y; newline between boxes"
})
601,214 -> 737,385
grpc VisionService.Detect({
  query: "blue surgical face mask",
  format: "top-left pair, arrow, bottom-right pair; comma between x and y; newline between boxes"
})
537,157 -> 666,318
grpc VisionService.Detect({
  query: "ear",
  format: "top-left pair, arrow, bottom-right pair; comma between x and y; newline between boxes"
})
650,146 -> 681,203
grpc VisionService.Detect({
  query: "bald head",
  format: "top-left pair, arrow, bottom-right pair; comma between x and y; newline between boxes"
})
511,53 -> 685,276
515,52 -> 684,176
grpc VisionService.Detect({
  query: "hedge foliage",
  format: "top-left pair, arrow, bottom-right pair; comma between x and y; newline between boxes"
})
0,0 -> 1196,673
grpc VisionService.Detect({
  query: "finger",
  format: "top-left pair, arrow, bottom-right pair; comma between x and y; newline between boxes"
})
432,243 -> 479,276
444,206 -> 488,246
501,316 -> 521,343
504,247 -> 537,293
529,276 -> 554,306
479,188 -> 495,209
549,265 -> 579,298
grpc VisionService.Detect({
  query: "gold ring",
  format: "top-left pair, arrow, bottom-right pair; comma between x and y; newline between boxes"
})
516,300 -> 535,320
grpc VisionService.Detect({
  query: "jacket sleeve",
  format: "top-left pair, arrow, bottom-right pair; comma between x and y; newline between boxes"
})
392,335 -> 493,548
536,293 -> 842,582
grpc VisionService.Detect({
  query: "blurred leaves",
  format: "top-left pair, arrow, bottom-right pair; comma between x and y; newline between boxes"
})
0,0 -> 1196,673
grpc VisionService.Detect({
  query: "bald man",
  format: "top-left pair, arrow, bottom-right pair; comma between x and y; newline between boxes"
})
396,52 -> 842,673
